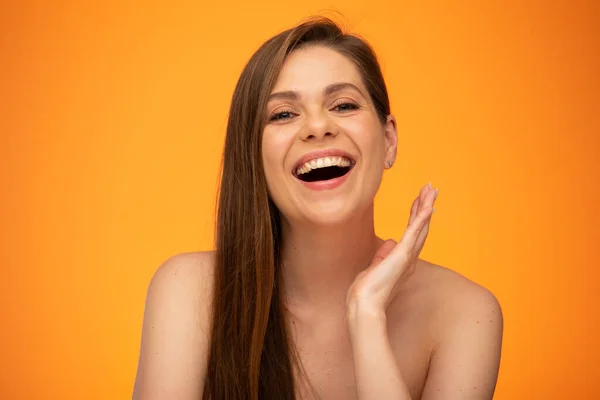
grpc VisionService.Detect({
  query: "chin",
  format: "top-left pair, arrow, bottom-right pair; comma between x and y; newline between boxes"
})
298,198 -> 371,227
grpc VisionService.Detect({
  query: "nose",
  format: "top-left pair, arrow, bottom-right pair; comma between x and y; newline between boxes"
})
299,110 -> 338,141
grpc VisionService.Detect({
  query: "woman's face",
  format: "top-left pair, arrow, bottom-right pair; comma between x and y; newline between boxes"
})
261,45 -> 397,226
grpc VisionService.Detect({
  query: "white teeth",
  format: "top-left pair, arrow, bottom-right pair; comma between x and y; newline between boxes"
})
295,155 -> 354,176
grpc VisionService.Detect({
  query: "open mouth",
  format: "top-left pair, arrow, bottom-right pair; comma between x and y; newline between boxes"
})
294,156 -> 356,182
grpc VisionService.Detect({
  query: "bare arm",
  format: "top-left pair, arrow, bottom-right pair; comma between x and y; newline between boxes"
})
346,183 -> 437,399
132,252 -> 214,400
346,184 -> 502,398
348,306 -> 412,399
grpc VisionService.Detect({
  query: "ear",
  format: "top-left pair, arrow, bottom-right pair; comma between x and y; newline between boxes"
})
383,115 -> 398,169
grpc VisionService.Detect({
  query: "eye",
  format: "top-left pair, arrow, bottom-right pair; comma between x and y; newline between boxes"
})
269,109 -> 297,122
332,101 -> 360,112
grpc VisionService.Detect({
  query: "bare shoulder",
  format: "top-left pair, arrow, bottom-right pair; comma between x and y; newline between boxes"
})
409,259 -> 503,398
143,251 -> 216,328
132,251 -> 216,400
413,259 -> 503,325
148,251 -> 216,297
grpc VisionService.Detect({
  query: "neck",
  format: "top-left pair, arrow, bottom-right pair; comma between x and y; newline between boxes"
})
280,205 -> 383,314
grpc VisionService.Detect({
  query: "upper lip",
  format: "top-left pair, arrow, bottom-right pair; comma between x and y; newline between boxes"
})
292,148 -> 356,174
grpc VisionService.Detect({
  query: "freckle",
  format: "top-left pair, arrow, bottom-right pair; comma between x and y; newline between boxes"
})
489,320 -> 493,322
437,389 -> 440,391
476,321 -> 480,323
474,386 -> 477,389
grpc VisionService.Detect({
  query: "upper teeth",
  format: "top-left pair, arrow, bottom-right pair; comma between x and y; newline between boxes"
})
296,156 -> 353,175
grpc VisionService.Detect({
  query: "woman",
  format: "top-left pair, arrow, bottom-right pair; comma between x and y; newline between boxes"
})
133,17 -> 503,400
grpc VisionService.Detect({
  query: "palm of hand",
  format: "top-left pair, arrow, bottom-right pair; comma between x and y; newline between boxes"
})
347,183 -> 439,312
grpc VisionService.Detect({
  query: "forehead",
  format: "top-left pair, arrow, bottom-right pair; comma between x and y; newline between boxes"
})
271,45 -> 364,94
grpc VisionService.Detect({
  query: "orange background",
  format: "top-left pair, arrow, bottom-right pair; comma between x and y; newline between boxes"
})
1,1 -> 599,399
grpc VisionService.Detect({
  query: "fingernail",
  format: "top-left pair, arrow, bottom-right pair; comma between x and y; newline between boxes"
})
435,188 -> 439,200
428,182 -> 433,189
432,207 -> 436,214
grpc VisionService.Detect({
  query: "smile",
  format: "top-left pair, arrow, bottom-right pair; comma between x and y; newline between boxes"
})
294,156 -> 355,182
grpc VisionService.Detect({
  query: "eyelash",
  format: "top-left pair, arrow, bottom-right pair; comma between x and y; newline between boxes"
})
268,101 -> 360,122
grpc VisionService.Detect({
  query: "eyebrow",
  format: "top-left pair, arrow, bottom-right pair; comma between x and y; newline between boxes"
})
267,82 -> 365,103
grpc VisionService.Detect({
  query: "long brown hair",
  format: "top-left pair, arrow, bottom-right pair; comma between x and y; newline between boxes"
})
203,16 -> 391,400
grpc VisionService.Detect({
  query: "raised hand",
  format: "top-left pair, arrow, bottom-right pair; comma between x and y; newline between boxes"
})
347,183 -> 439,316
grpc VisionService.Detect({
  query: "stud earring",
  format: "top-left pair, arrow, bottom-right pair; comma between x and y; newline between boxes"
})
388,161 -> 393,167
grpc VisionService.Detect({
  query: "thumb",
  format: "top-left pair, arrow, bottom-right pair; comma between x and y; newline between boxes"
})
370,239 -> 397,267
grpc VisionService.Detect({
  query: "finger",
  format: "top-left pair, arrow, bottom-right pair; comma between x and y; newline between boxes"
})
419,183 -> 430,204
417,183 -> 429,214
387,184 -> 436,269
374,203 -> 433,284
409,183 -> 433,228
390,205 -> 435,263
370,239 -> 397,267
414,187 -> 438,255
408,183 -> 430,227
407,196 -> 420,227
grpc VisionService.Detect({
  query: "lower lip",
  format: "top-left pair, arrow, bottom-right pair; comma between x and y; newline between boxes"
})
295,167 -> 354,191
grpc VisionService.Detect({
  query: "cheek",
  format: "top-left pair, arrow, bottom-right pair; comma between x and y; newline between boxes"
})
351,122 -> 387,190
261,131 -> 292,192
347,120 -> 386,163
262,125 -> 297,164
